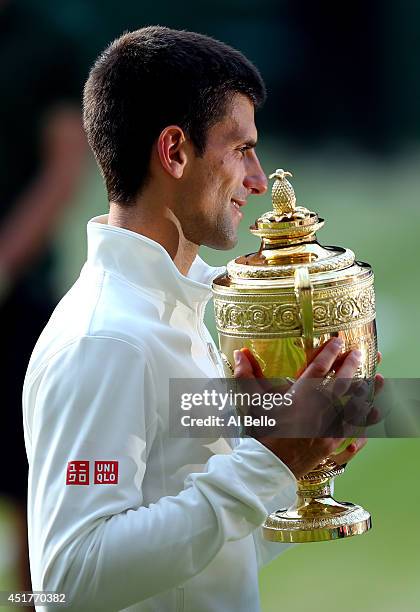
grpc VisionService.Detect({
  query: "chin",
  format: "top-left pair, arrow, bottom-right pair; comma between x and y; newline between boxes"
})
197,218 -> 239,250
206,235 -> 238,251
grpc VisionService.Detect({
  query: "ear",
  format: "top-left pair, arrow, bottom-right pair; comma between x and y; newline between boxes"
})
156,126 -> 188,179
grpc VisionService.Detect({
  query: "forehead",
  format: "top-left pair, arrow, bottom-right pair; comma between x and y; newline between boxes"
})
209,93 -> 257,144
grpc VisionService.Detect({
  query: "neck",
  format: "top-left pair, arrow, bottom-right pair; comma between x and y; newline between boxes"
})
108,198 -> 199,277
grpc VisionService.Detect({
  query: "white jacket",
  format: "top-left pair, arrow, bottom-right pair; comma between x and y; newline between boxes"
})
23,215 -> 297,612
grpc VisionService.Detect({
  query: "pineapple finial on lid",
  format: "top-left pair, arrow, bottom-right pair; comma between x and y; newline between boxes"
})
251,168 -> 323,245
268,169 -> 296,215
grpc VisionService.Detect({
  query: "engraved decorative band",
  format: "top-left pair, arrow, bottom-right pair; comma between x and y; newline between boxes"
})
214,279 -> 375,337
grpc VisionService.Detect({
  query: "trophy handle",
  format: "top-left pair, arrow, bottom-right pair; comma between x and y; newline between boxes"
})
294,266 -> 314,364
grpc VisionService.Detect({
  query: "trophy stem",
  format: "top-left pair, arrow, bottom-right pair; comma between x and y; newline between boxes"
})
263,459 -> 372,543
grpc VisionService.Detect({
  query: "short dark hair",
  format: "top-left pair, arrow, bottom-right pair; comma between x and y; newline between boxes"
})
83,26 -> 266,204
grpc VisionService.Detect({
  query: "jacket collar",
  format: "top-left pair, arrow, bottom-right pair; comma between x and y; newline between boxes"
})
86,215 -> 226,309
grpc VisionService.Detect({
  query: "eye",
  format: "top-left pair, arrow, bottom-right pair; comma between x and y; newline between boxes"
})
238,146 -> 250,156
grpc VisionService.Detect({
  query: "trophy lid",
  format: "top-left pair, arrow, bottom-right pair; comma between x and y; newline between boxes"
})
222,168 -> 358,287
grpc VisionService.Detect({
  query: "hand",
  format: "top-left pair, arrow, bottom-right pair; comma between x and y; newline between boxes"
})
332,351 -> 383,464
233,339 -> 383,478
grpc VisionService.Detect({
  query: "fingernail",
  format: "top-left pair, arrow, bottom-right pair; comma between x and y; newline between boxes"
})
353,350 -> 362,361
332,338 -> 343,348
233,350 -> 241,366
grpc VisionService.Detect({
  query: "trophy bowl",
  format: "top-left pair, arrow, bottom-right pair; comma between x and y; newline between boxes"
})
212,169 -> 378,543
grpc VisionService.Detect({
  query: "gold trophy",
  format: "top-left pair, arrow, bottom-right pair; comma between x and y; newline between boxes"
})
212,169 -> 377,542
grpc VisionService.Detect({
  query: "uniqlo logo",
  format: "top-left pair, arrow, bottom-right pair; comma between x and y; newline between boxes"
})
66,461 -> 89,485
94,461 -> 119,484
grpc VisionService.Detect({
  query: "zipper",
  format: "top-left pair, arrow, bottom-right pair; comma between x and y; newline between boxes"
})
175,587 -> 184,612
196,302 -> 223,375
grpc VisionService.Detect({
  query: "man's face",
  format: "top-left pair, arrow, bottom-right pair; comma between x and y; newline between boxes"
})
175,93 -> 268,249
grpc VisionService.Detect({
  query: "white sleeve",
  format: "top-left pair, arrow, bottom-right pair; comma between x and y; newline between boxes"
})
25,336 -> 295,611
250,441 -> 297,568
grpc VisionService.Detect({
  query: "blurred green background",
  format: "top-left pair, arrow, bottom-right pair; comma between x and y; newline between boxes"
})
1,1 -> 420,611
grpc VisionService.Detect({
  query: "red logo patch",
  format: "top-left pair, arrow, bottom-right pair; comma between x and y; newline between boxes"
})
66,461 -> 90,485
94,461 -> 119,484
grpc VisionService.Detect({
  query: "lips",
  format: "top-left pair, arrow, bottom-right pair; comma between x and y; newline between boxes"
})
231,198 -> 246,208
231,199 -> 244,220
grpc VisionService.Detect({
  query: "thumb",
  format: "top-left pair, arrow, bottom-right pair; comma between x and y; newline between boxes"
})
233,349 -> 255,379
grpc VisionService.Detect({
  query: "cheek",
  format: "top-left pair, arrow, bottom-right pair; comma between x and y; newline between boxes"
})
217,164 -> 238,194
195,155 -> 239,211
203,170 -> 227,206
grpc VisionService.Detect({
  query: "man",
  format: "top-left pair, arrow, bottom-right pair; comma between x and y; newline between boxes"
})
23,27 -> 372,611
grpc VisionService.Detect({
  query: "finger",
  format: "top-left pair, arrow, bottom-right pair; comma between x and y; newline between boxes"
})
326,348 -> 382,373
233,350 -> 267,415
240,348 -> 265,378
374,373 -> 384,395
341,376 -> 384,427
335,349 -> 362,379
351,437 -> 368,451
238,348 -> 279,394
295,340 -> 333,377
298,338 -> 344,380
334,437 -> 368,465
299,347 -> 381,379
329,349 -> 353,372
233,349 -> 256,379
366,406 -> 381,426
295,336 -> 348,378
341,394 -> 372,429
332,350 -> 362,396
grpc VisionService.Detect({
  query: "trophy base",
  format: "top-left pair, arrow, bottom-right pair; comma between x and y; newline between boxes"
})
263,498 -> 371,543
263,459 -> 371,543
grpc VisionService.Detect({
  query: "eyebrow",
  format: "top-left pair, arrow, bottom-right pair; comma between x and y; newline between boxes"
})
240,138 -> 258,148
224,124 -> 258,147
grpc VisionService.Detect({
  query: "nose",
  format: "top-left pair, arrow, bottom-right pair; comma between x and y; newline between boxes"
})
244,151 -> 268,195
